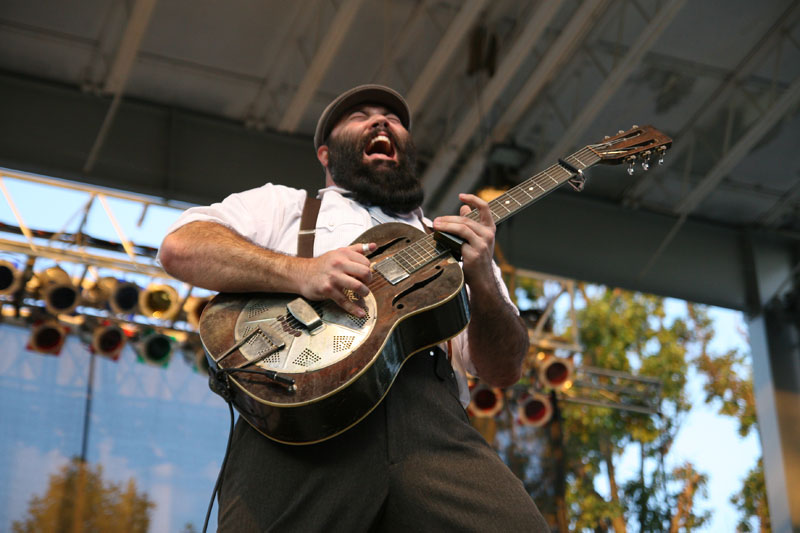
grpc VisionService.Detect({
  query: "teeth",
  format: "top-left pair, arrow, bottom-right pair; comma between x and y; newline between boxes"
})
368,135 -> 391,148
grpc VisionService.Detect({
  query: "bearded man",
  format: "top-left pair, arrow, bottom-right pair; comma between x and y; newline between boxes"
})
159,85 -> 548,531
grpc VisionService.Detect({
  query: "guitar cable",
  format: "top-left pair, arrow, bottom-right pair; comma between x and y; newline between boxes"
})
202,395 -> 235,533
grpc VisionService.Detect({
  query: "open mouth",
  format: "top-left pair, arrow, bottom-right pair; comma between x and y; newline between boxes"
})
364,133 -> 396,161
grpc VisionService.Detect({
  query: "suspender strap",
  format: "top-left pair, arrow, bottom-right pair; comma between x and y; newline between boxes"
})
297,194 -> 322,259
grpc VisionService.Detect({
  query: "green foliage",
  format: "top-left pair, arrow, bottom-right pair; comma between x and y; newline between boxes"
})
695,347 -> 757,437
731,458 -> 770,532
12,457 -> 153,533
532,287 -> 712,531
491,283 -> 769,531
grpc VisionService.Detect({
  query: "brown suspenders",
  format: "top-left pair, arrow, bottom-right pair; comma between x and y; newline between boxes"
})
297,194 -> 322,258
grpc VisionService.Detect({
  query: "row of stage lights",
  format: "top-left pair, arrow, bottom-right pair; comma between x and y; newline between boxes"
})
467,348 -> 574,428
0,259 -> 210,372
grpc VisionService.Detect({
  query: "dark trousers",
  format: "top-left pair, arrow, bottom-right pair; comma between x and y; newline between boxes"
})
217,349 -> 549,532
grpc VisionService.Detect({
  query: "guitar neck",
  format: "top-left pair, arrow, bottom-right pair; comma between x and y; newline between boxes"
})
375,146 -> 601,282
467,145 -> 601,226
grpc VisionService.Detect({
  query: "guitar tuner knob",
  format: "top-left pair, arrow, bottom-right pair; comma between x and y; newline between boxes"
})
632,124 -> 639,129
627,161 -> 635,175
604,135 -> 610,140
618,130 -> 625,134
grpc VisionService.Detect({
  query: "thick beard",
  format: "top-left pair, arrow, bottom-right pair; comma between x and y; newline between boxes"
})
327,128 -> 423,213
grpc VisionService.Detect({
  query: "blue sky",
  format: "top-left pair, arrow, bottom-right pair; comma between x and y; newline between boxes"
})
0,168 -> 761,531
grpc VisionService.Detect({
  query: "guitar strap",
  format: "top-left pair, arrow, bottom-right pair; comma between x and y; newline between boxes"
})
297,193 -> 322,258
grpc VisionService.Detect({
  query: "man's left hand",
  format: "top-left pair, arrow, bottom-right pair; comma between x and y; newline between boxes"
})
432,193 -> 496,288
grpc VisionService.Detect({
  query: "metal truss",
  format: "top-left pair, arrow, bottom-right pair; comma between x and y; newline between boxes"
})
498,250 -> 662,415
0,166 -> 203,343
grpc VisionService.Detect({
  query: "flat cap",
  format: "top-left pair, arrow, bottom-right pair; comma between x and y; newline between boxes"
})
314,84 -> 411,150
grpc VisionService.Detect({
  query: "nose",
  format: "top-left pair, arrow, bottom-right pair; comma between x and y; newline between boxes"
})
368,113 -> 390,130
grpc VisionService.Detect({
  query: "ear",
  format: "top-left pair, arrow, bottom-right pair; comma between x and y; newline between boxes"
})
317,145 -> 329,169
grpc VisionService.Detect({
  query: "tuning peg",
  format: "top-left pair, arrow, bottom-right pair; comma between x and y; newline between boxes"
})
626,156 -> 636,175
632,124 -> 639,129
657,146 -> 667,165
618,130 -> 625,135
641,150 -> 652,171
604,135 -> 610,140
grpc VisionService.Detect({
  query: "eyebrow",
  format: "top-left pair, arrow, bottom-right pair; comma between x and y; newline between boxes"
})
348,105 -> 398,117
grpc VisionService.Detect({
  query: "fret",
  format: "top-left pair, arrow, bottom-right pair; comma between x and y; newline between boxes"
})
394,254 -> 414,271
543,168 -> 560,185
493,200 -> 512,214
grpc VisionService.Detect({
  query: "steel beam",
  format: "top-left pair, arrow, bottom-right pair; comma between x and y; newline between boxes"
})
535,0 -> 686,172
419,0 -> 565,203
623,2 -> 800,204
83,0 -> 159,173
277,0 -> 366,133
427,0 -> 611,216
405,0 -> 489,114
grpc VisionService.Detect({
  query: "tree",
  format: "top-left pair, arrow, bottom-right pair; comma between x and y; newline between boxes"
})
12,457 -> 153,533
694,340 -> 769,532
485,285 -> 714,531
730,459 -> 770,533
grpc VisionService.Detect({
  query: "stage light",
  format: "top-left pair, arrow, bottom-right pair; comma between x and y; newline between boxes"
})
180,340 -> 209,375
468,383 -> 504,418
109,281 -> 140,314
91,323 -> 127,360
34,266 -> 79,315
27,320 -> 68,355
538,355 -> 574,390
0,259 -> 23,295
139,283 -> 180,320
134,329 -> 173,367
81,276 -> 117,307
183,296 -> 210,329
517,391 -> 553,427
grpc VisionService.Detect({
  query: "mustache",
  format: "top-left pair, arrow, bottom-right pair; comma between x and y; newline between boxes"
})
360,127 -> 398,151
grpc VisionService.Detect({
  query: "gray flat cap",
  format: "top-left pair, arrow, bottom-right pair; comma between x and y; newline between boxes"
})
314,84 -> 411,150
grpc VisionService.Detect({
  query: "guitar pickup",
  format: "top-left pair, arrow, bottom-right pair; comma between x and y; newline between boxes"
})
287,297 -> 324,334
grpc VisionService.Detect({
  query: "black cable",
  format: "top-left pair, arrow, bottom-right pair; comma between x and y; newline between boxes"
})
202,400 -> 235,533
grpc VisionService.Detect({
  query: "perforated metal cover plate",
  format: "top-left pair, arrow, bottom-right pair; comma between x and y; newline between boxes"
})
233,293 -> 377,373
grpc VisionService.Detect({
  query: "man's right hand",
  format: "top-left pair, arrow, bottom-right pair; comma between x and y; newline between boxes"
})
297,242 -> 376,317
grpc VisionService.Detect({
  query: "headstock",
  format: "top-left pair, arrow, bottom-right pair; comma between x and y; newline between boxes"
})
588,125 -> 673,174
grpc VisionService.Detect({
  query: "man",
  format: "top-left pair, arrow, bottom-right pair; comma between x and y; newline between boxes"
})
159,85 -> 548,531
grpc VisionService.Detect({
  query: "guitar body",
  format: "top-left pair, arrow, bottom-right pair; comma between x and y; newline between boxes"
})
199,222 -> 470,445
